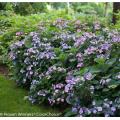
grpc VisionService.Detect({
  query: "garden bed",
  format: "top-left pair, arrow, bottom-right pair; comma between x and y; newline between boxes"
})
9,19 -> 120,117
0,64 -> 9,76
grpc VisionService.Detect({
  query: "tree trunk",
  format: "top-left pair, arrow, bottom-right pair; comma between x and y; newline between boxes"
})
112,2 -> 120,24
104,2 -> 108,17
67,2 -> 70,14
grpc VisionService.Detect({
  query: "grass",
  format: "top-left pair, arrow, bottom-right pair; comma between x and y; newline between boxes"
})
0,74 -> 60,117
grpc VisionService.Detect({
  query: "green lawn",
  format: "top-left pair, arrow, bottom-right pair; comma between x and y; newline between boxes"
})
0,75 -> 60,117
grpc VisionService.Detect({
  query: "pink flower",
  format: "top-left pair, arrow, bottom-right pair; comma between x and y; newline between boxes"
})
16,32 -> 23,36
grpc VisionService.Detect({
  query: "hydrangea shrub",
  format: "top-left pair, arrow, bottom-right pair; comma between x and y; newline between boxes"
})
10,19 -> 120,116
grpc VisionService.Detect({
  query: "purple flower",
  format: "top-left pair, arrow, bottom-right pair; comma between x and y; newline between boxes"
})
37,90 -> 48,97
74,36 -> 86,47
15,41 -> 24,47
65,84 -> 72,93
79,108 -> 84,114
83,32 -> 94,38
76,53 -> 82,58
94,22 -> 101,30
29,71 -> 33,75
61,98 -> 64,102
111,107 -> 116,112
100,43 -> 111,51
93,109 -> 97,114
84,72 -> 93,80
75,20 -> 81,25
100,79 -> 106,85
9,52 -> 16,60
48,98 -> 55,105
72,107 -> 78,113
77,63 -> 84,68
112,36 -> 120,43
53,83 -> 64,89
103,103 -> 110,108
105,114 -> 109,117
84,46 -> 97,55
61,42 -> 71,50
27,48 -> 35,53
97,107 -> 102,112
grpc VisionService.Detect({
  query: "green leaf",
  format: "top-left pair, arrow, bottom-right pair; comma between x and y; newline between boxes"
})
89,65 -> 101,73
102,88 -> 109,92
94,57 -> 106,64
64,111 -> 76,117
106,58 -> 116,66
108,79 -> 120,89
59,53 -> 68,63
54,48 -> 61,55
24,36 -> 32,48
108,85 -> 117,89
69,47 -> 78,54
91,80 -> 99,84
73,67 -> 89,75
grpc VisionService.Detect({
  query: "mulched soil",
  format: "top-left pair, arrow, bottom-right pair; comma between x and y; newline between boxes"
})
0,64 -> 9,76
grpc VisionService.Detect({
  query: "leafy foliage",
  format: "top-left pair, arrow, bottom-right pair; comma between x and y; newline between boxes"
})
10,19 -> 120,116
